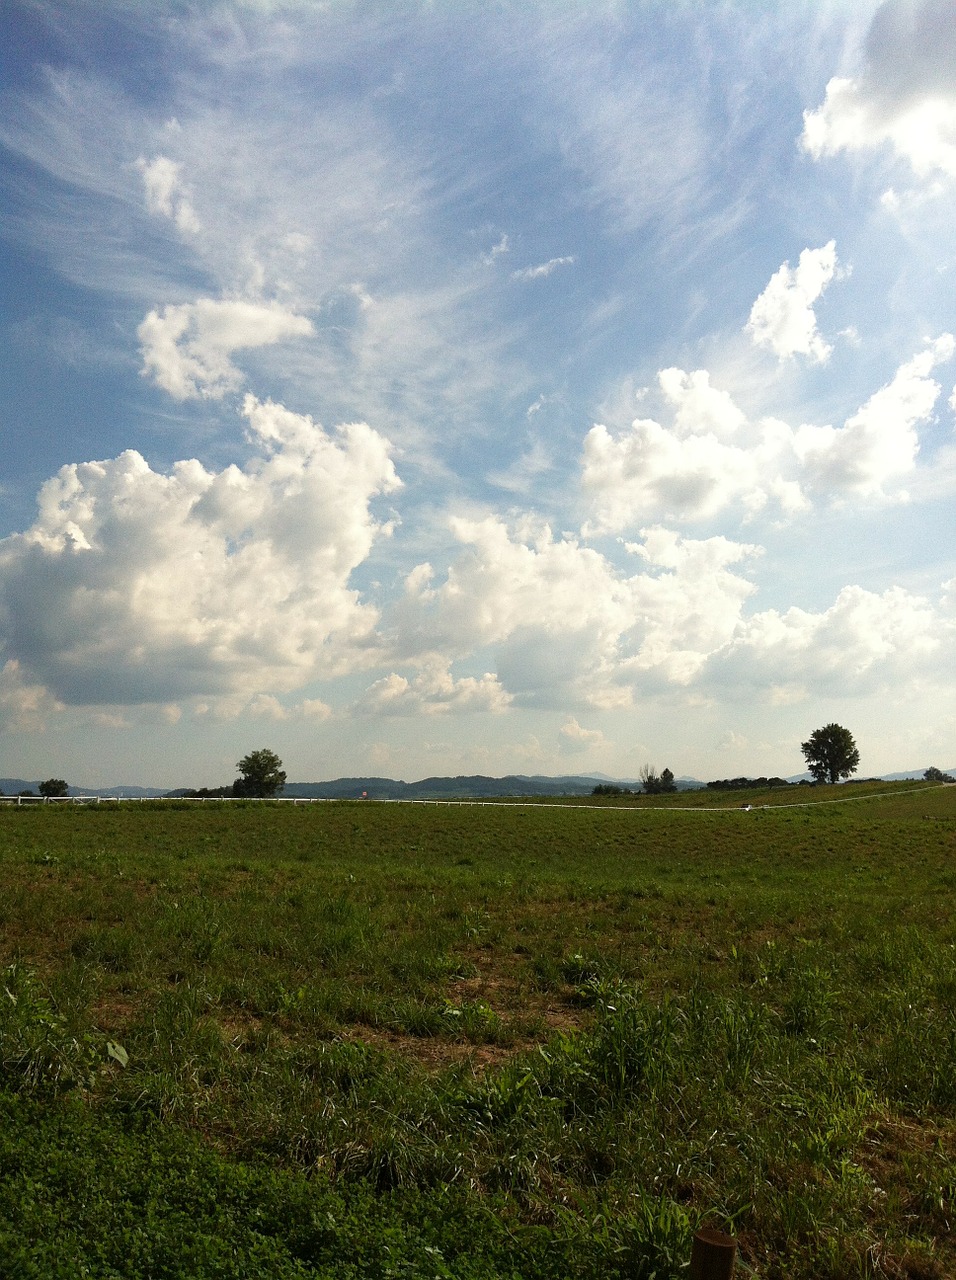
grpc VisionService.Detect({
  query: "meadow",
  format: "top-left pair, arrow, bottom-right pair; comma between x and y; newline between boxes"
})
0,782 -> 954,1279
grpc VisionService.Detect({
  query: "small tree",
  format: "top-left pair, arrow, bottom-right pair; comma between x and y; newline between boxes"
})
640,764 -> 677,795
38,778 -> 69,798
924,767 -> 955,783
233,748 -> 286,799
801,723 -> 860,785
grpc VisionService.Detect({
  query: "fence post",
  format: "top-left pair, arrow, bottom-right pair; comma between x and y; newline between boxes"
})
689,1226 -> 736,1280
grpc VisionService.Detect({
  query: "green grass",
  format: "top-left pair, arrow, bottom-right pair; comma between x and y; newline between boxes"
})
0,785 -> 954,1278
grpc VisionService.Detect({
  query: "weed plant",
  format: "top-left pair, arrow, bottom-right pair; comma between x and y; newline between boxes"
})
0,784 -> 954,1278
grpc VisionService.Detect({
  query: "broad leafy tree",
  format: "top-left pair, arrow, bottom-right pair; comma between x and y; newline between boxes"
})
801,724 -> 860,785
233,749 -> 286,798
38,778 -> 69,798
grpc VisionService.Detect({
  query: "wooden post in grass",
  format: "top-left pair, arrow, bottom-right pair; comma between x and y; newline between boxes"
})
689,1226 -> 736,1280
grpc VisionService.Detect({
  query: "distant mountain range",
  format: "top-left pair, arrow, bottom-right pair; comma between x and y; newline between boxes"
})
0,773 -> 703,800
0,779 -> 168,798
277,774 -> 707,800
2,768 -> 952,801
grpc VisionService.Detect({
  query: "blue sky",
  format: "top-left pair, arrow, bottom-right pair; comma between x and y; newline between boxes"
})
1,0 -> 955,789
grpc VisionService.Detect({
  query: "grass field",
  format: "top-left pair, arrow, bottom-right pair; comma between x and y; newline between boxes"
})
1,782 -> 954,1279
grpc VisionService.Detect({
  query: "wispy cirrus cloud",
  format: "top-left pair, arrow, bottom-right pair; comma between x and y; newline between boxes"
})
511,255 -> 575,281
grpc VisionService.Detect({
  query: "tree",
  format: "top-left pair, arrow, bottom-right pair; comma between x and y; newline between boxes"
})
233,748 -> 286,799
639,764 -> 660,794
924,767 -> 955,783
38,778 -> 69,798
639,764 -> 678,795
800,723 -> 860,785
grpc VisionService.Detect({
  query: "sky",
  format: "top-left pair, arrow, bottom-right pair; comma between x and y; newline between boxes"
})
1,0 -> 955,789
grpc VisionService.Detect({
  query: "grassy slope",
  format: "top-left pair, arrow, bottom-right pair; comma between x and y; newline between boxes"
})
0,783 -> 954,1279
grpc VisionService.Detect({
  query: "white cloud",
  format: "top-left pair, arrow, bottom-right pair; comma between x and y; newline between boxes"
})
793,334 -> 955,498
511,255 -> 576,281
801,1 -> 956,181
746,241 -> 839,362
136,154 -> 201,234
558,717 -> 607,752
803,79 -> 956,179
138,297 -> 313,400
481,233 -> 510,265
582,370 -> 798,528
0,660 -> 64,732
582,415 -> 756,529
392,516 -> 760,707
247,693 -> 289,720
711,583 -> 951,698
582,340 -> 954,529
355,662 -> 511,716
0,396 -> 400,708
299,697 -> 333,720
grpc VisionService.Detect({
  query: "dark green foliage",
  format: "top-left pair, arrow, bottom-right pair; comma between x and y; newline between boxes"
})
801,723 -> 860,785
638,766 -> 676,794
233,748 -> 287,799
38,779 -> 68,798
707,776 -> 790,790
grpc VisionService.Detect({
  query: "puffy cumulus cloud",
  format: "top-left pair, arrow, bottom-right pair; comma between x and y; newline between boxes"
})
615,528 -> 760,688
355,662 -> 512,717
0,396 -> 400,709
138,298 -> 313,400
243,692 -> 334,721
247,693 -> 289,720
710,582 -> 952,698
582,369 -> 801,528
392,516 -> 760,707
802,0 -> 956,180
746,242 -> 839,362
558,717 -> 607,753
793,334 -> 955,498
300,697 -> 334,720
583,340 -> 954,529
135,154 -> 201,234
582,414 -> 748,529
0,660 -> 65,732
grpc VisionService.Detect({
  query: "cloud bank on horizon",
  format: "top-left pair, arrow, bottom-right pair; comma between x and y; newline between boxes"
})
0,0 -> 954,787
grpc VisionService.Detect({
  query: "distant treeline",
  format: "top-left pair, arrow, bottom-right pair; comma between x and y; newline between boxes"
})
706,776 -> 791,791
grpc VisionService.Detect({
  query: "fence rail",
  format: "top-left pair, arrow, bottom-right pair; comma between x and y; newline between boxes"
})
0,794 -> 337,805
1,785 -> 943,809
